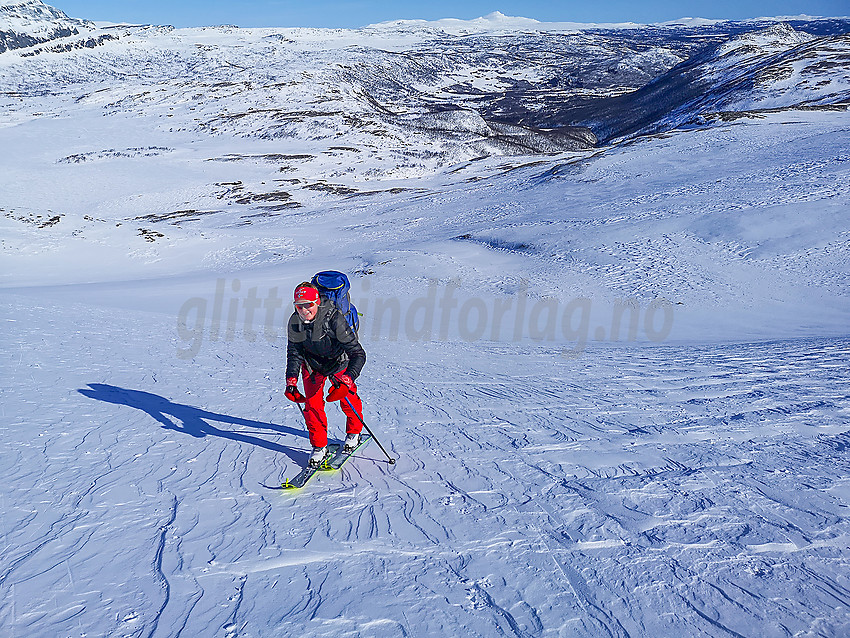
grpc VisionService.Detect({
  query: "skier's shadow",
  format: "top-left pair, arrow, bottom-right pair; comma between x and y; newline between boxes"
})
78,383 -> 309,466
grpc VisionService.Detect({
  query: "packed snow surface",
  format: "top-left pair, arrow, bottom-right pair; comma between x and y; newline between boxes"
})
1,4 -> 849,637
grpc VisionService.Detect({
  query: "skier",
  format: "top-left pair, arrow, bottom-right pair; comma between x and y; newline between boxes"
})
284,281 -> 367,467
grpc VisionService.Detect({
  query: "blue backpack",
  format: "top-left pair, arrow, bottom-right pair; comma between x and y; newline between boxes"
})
311,270 -> 360,335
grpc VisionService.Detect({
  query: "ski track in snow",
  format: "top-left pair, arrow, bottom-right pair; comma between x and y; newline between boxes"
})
1,295 -> 849,637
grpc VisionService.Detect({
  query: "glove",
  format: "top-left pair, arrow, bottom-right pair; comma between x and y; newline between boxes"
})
327,373 -> 355,402
284,377 -> 306,403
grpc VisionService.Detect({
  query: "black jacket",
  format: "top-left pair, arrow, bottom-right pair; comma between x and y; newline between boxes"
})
285,300 -> 366,380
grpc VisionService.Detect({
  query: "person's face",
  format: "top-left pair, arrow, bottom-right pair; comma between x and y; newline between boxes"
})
295,301 -> 319,322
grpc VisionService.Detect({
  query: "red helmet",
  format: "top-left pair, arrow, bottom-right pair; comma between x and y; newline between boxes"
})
294,283 -> 320,306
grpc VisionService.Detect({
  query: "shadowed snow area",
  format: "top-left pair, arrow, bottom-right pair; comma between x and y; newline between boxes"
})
1,3 -> 850,637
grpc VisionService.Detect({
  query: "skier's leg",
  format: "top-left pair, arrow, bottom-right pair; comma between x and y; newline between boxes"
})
302,369 -> 328,447
340,383 -> 363,436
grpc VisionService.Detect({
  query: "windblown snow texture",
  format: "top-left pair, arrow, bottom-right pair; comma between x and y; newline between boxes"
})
1,3 -> 849,637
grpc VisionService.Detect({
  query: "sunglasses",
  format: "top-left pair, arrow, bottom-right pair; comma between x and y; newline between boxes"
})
294,301 -> 318,308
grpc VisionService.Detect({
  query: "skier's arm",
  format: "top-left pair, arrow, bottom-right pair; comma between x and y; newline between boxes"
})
285,313 -> 307,380
342,340 -> 366,380
285,339 -> 305,380
332,312 -> 366,380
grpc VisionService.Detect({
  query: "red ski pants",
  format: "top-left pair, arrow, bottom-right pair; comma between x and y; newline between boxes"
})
302,367 -> 363,448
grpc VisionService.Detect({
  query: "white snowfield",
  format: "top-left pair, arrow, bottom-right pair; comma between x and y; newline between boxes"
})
1,3 -> 850,637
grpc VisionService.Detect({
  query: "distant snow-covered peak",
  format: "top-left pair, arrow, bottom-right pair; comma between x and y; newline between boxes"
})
718,22 -> 814,57
0,0 -> 92,32
364,12 -> 648,35
658,17 -> 727,27
366,11 -> 543,34
363,13 -> 848,37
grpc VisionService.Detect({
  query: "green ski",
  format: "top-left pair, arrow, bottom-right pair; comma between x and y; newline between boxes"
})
323,435 -> 372,470
282,444 -> 340,489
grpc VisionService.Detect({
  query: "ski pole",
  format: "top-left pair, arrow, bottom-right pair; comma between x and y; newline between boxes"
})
329,376 -> 395,464
343,394 -> 396,465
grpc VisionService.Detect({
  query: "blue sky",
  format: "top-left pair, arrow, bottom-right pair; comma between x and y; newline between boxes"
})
55,0 -> 848,29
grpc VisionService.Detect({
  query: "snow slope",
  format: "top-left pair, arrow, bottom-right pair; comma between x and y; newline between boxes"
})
3,295 -> 849,637
1,5 -> 850,637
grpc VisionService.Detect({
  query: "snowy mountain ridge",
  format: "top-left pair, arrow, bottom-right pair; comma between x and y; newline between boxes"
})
1,6 -> 848,299
557,23 -> 850,141
717,20 -> 816,55
0,0 -> 93,53
2,3 -> 833,38
1,10 -> 847,154
365,11 -> 646,34
0,0 -> 89,28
